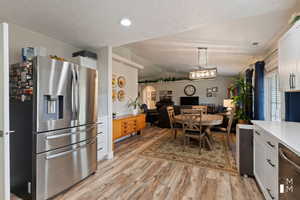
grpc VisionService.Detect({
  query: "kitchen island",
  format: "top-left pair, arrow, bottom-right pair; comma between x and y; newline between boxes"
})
252,120 -> 300,200
252,120 -> 300,155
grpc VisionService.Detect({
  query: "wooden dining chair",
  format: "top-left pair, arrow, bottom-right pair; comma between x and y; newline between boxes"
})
181,109 -> 210,154
225,109 -> 235,146
192,105 -> 208,114
167,106 -> 178,139
217,108 -> 235,146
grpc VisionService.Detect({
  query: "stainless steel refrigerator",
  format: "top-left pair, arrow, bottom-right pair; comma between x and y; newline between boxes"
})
10,56 -> 99,200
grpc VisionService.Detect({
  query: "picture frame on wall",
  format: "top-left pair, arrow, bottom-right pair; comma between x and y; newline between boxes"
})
212,87 -> 218,92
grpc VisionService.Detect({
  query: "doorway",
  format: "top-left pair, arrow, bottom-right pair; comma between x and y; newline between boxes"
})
142,86 -> 157,109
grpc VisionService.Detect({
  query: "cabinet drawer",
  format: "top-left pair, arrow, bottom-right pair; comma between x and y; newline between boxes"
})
265,161 -> 277,200
122,128 -> 128,136
254,129 -> 263,139
264,134 -> 277,151
97,140 -> 105,151
36,124 -> 97,153
97,132 -> 105,145
254,126 -> 277,151
98,146 -> 106,154
98,123 -> 105,133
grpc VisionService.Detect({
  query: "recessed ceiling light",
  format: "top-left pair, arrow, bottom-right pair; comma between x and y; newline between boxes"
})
120,18 -> 132,27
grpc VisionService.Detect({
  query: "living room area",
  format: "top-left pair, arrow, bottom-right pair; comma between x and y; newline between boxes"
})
110,35 -> 255,194
106,4 -> 299,197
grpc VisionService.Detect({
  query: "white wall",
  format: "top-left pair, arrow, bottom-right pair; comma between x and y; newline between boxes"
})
113,46 -> 163,79
112,59 -> 138,115
8,23 -> 79,64
0,23 -> 10,200
139,76 -> 234,106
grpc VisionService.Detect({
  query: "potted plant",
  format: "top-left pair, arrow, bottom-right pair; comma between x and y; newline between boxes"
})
128,96 -> 141,115
289,13 -> 300,25
230,75 -> 252,124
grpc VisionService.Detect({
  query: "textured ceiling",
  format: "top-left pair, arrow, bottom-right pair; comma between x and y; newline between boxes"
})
0,0 -> 297,50
1,0 -> 299,78
122,1 -> 300,77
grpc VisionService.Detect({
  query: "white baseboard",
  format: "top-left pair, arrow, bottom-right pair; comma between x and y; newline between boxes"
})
97,151 -> 114,161
106,151 -> 114,159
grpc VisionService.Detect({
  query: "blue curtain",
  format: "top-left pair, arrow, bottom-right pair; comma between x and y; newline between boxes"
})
245,69 -> 254,119
254,61 -> 265,120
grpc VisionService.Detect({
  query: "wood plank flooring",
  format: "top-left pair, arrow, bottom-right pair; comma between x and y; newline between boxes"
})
12,127 -> 264,200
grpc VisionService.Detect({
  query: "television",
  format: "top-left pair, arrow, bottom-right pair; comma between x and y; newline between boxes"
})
180,96 -> 199,105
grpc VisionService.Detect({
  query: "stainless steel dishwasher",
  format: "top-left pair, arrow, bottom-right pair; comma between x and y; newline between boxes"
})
279,143 -> 300,200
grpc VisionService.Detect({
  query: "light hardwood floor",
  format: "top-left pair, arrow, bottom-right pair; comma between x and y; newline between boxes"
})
12,127 -> 264,200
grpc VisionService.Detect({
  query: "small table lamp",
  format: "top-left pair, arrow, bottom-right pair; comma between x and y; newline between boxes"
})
223,99 -> 234,111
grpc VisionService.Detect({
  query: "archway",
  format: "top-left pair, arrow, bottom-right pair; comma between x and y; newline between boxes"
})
142,86 -> 156,109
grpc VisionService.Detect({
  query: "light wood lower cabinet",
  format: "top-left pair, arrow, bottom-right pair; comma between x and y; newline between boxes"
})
113,114 -> 146,141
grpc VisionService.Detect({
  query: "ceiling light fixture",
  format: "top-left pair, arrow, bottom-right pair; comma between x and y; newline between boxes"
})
189,47 -> 217,80
120,18 -> 132,27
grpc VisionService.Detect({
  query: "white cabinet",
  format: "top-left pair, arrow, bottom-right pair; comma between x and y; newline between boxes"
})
97,117 -> 108,161
253,126 -> 278,200
254,133 -> 266,186
279,21 -> 300,91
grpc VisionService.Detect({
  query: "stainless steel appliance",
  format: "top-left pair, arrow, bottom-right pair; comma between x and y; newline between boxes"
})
10,56 -> 99,200
279,144 -> 300,200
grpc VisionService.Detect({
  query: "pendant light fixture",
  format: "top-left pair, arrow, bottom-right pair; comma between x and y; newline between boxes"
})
189,47 -> 217,80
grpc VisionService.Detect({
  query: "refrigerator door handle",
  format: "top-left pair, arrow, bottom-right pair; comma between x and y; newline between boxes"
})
45,125 -> 97,140
75,65 -> 80,119
289,73 -> 292,89
45,138 -> 96,160
71,65 -> 77,119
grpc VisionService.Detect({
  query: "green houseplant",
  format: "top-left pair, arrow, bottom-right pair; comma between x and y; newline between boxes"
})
289,13 -> 300,25
128,96 -> 141,115
230,75 -> 253,124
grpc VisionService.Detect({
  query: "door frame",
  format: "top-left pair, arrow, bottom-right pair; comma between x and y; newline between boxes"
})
0,22 -> 10,200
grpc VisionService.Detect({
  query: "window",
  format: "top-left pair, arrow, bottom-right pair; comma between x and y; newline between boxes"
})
265,72 -> 281,121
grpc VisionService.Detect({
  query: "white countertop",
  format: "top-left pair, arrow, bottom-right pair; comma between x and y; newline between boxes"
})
237,124 -> 253,130
252,120 -> 300,155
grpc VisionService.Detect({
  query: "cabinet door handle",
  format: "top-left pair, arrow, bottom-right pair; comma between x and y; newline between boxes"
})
289,73 -> 292,89
266,188 -> 275,200
267,159 -> 275,167
0,130 -> 15,137
267,141 -> 275,148
292,73 -> 294,89
293,73 -> 296,89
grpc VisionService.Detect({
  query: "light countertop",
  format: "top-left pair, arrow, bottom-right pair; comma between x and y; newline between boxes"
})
252,120 -> 300,155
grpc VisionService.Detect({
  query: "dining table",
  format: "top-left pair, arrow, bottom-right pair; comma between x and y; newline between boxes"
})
174,114 -> 223,150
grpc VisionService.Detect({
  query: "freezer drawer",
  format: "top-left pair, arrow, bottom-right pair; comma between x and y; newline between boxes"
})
36,124 -> 97,153
36,137 -> 97,200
